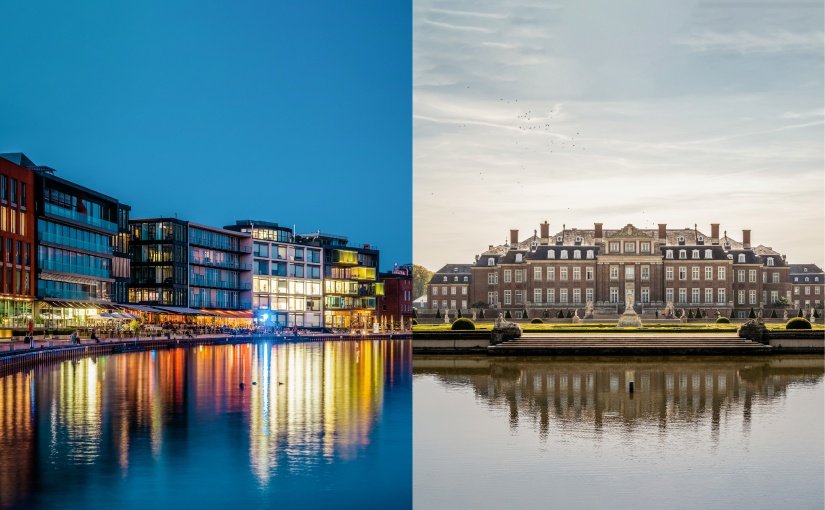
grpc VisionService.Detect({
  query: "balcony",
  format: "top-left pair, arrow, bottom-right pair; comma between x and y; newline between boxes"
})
189,275 -> 252,290
330,249 -> 359,265
44,203 -> 117,233
39,259 -> 111,279
38,231 -> 113,255
189,256 -> 251,271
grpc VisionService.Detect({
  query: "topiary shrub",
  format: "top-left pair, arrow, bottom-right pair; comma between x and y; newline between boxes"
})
435,308 -> 441,319
566,309 -> 573,318
797,309 -> 804,318
411,319 -> 417,325
770,309 -> 777,319
505,310 -> 512,319
456,309 -> 462,318
451,318 -> 476,330
478,308 -> 485,319
748,308 -> 756,319
814,309 -> 820,319
557,310 -> 564,319
786,317 -> 812,330
729,309 -> 735,319
716,317 -> 730,324
688,310 -> 695,319
530,318 -> 543,324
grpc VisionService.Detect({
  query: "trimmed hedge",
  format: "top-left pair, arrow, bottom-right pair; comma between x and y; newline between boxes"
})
786,317 -> 812,330
715,317 -> 730,324
530,318 -> 543,324
451,318 -> 476,331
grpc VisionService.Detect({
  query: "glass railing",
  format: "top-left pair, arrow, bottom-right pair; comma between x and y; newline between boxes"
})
36,286 -> 105,301
44,203 -> 117,233
189,256 -> 251,271
189,235 -> 252,253
39,259 -> 111,279
189,276 -> 251,290
332,249 -> 359,264
38,231 -> 113,254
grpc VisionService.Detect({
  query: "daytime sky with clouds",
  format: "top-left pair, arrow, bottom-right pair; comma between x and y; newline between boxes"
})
413,0 -> 824,272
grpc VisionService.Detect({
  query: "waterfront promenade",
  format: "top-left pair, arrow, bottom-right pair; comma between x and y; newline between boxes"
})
0,331 -> 411,375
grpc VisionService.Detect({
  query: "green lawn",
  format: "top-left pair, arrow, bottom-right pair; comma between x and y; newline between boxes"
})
413,322 -> 825,334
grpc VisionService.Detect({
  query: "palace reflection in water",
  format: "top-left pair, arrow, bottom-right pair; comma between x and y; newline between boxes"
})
414,356 -> 824,510
0,340 -> 411,510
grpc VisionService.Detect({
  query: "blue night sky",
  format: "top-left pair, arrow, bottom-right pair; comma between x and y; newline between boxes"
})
0,1 -> 411,271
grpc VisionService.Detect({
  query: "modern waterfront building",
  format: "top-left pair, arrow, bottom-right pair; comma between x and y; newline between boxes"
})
225,220 -> 323,329
313,231 -> 381,330
430,221 -> 802,319
0,154 -> 37,328
129,217 -> 253,320
0,153 -> 130,327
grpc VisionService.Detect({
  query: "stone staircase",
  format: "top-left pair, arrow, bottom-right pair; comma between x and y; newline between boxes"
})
488,333 -> 772,356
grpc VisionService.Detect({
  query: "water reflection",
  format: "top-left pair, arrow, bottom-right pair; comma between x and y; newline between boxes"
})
414,355 -> 824,510
415,356 -> 823,436
0,340 -> 411,510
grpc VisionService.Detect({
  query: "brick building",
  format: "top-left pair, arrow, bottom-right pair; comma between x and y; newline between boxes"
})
789,264 -> 824,312
378,263 -> 413,328
430,221 -> 806,319
428,264 -> 472,311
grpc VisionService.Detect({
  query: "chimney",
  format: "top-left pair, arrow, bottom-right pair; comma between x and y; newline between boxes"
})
710,223 -> 720,244
742,229 -> 751,249
540,221 -> 549,243
594,223 -> 603,239
510,229 -> 519,246
658,224 -> 667,240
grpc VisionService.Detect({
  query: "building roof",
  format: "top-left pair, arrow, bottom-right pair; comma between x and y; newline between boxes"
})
430,264 -> 473,284
790,264 -> 824,274
661,245 -> 731,261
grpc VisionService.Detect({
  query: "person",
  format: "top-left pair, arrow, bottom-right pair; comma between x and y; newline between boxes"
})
70,330 -> 78,345
293,325 -> 298,337
91,330 -> 99,343
655,309 -> 659,319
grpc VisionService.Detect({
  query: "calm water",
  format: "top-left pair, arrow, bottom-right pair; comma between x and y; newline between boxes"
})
0,340 -> 412,510
414,355 -> 824,510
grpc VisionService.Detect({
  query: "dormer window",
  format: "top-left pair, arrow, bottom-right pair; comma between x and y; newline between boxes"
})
815,277 -> 820,282
575,236 -> 582,245
692,250 -> 699,259
454,276 -> 458,282
705,249 -> 712,259
727,254 -> 733,260
805,277 -> 809,282
665,250 -> 673,259
463,276 -> 468,282
794,277 -> 799,282
767,257 -> 774,266
487,258 -> 495,266
443,276 -> 447,282
738,254 -> 745,263
574,250 -> 581,259
560,251 -> 568,259
678,236 -> 685,245
515,253 -> 523,263
586,250 -> 594,259
679,250 -> 686,259
548,251 -> 555,259
556,236 -> 563,245
530,241 -> 537,251
697,236 -> 704,245
724,242 -> 731,250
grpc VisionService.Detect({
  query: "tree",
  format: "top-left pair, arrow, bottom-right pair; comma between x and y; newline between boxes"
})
522,308 -> 529,319
435,308 -> 441,319
470,301 -> 488,309
798,309 -> 804,317
770,309 -> 777,319
729,309 -> 735,319
478,308 -> 485,319
748,308 -> 756,319
412,264 -> 434,300
557,310 -> 564,319
773,296 -> 792,308
505,310 -> 512,319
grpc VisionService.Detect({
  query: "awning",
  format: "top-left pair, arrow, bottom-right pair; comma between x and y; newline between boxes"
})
152,306 -> 213,316
40,300 -> 107,310
120,304 -> 167,314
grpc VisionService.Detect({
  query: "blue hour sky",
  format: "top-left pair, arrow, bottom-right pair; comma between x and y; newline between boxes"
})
414,0 -> 824,270
0,1 -> 411,271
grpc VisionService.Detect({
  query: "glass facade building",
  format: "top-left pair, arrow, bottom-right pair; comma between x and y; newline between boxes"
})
226,220 -> 321,328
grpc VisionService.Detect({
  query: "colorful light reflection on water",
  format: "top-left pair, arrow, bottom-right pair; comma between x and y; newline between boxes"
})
0,340 -> 411,509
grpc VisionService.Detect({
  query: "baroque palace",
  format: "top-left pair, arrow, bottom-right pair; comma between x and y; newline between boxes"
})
428,221 -> 824,319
